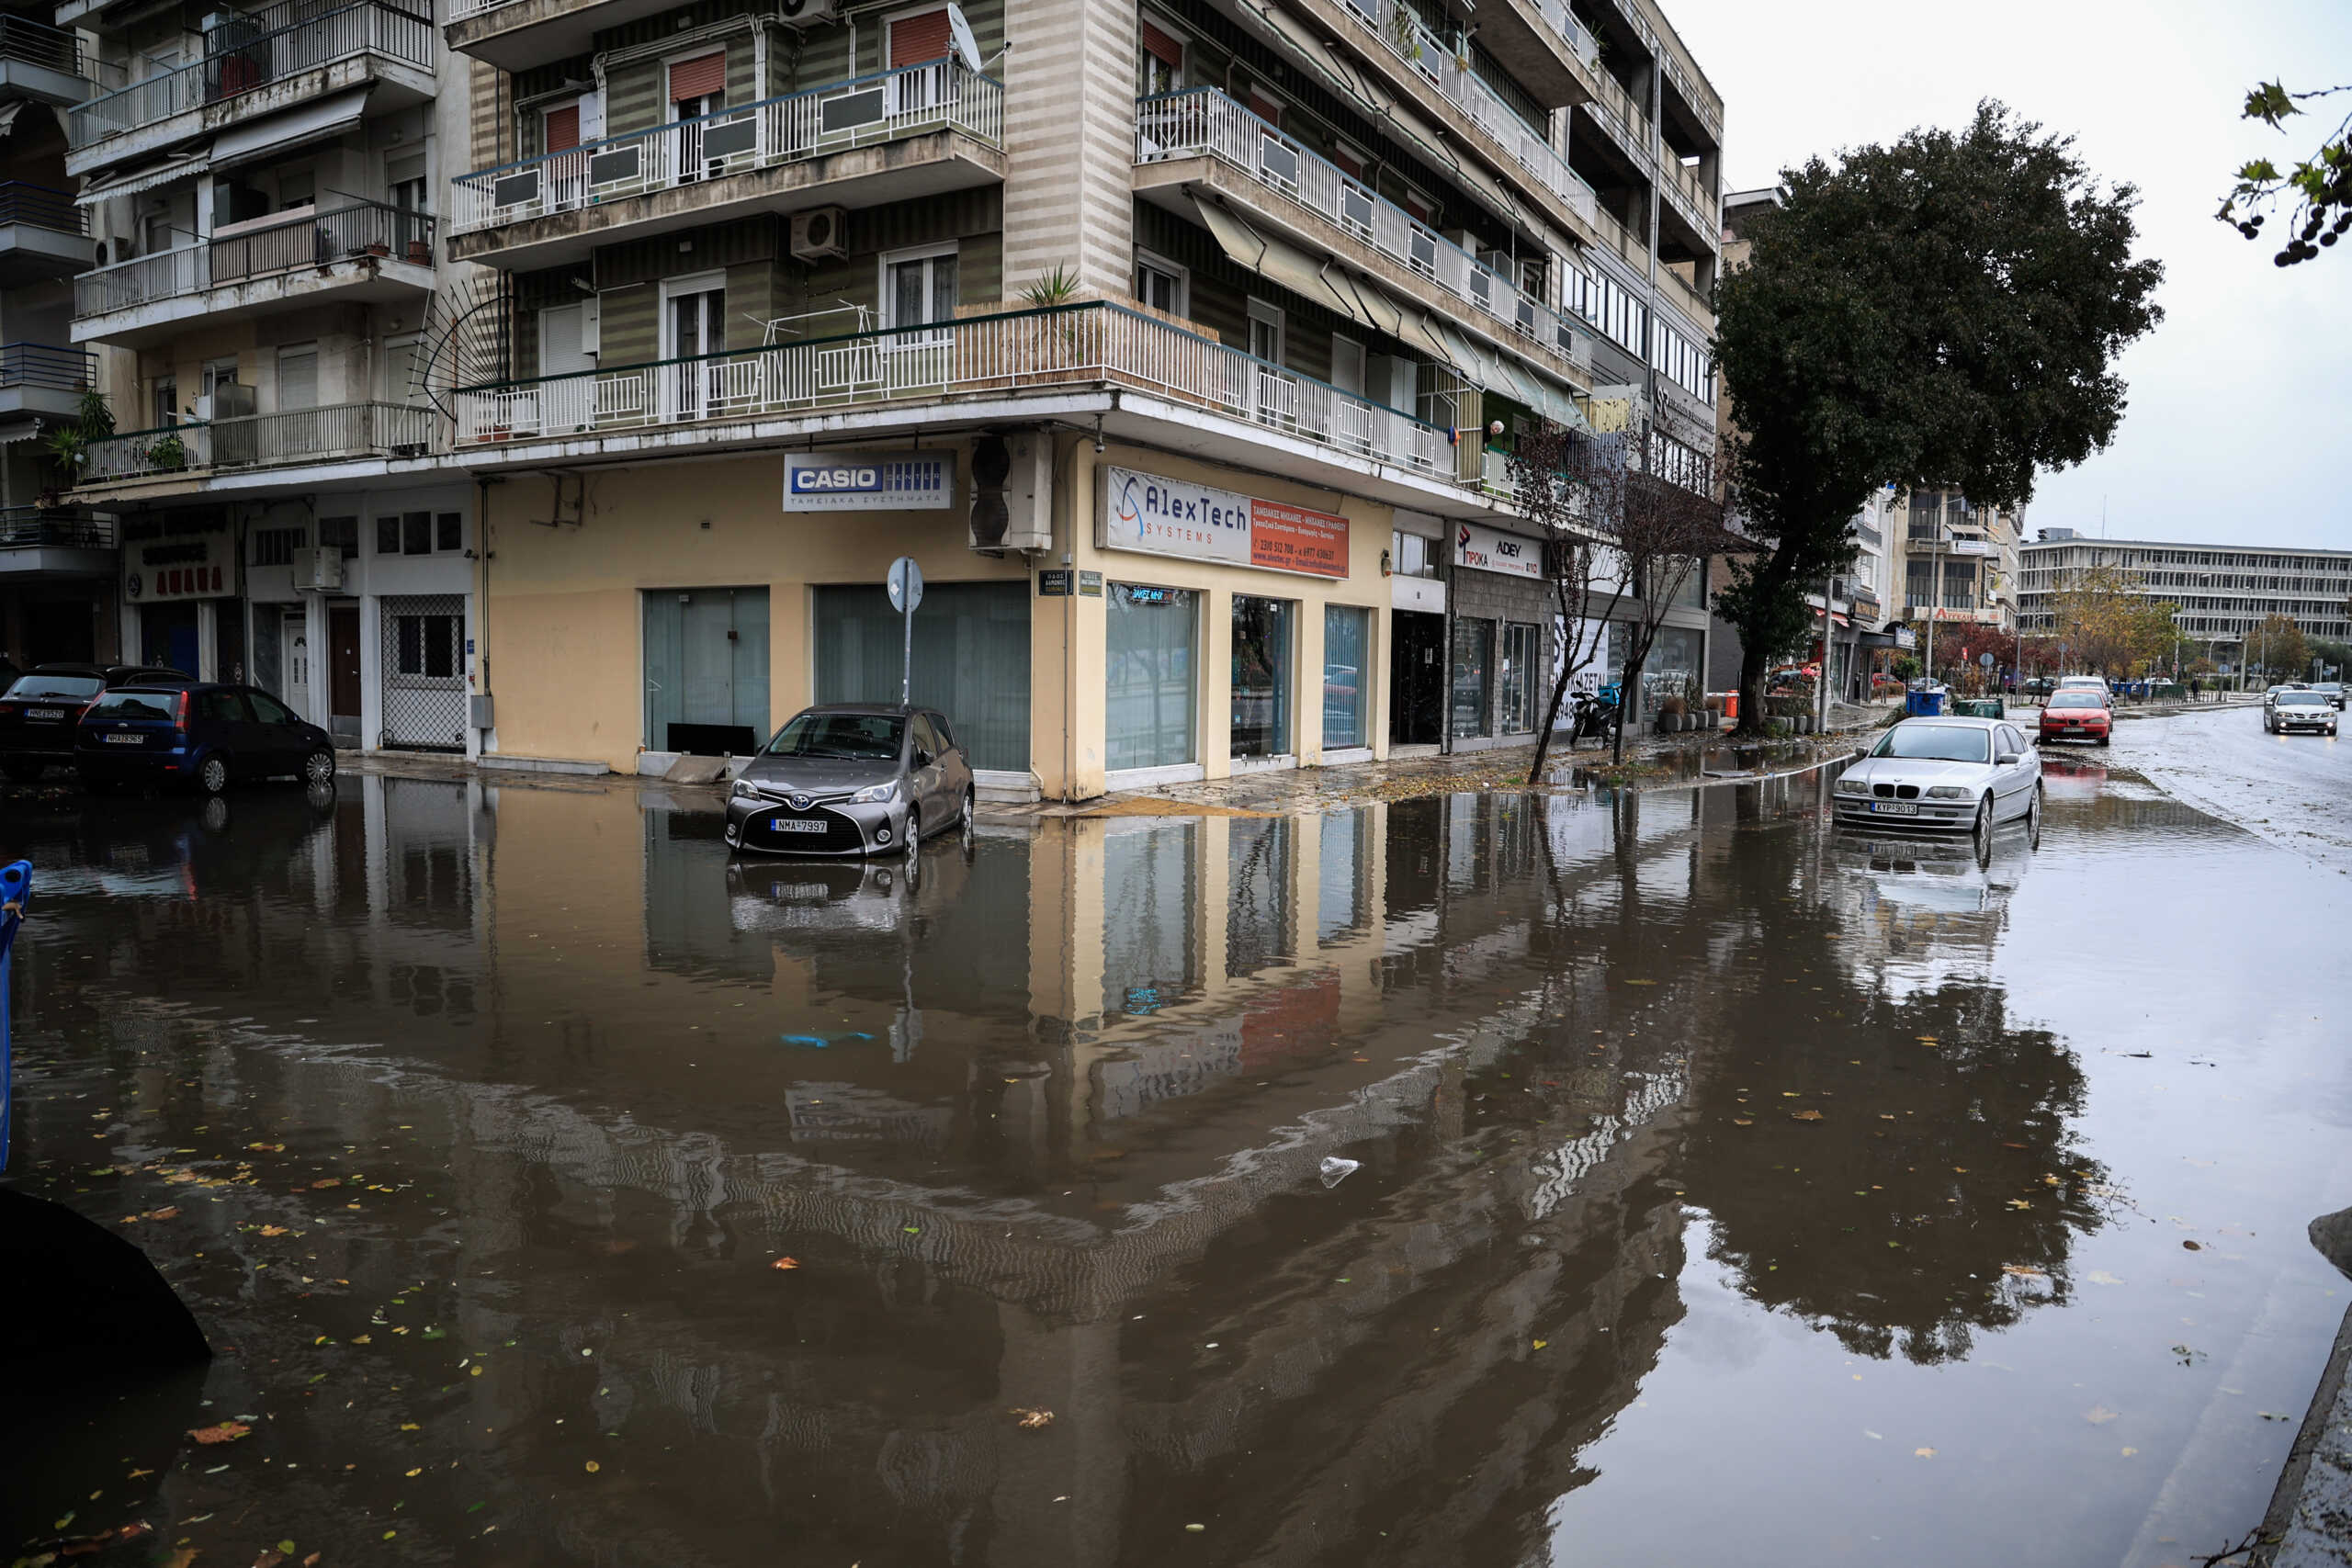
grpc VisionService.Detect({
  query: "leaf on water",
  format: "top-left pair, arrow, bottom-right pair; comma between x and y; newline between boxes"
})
2120,1447 -> 2138,1457
2000,1265 -> 2046,1278
2182,1240 -> 2202,1251
584,1461 -> 601,1473
399,1423 -> 421,1431
257,1226 -> 288,1238
1623,979 -> 1658,986
1914,1448 -> 1936,1459
2084,1405 -> 2120,1425
770,1258 -> 801,1271
1532,1340 -> 1548,1350
188,1421 -> 253,1446
1732,1119 -> 1754,1127
276,1543 -> 294,1558
1011,1408 -> 1056,1429
2007,1200 -> 2033,1210
253,1549 -> 286,1568
350,1335 -> 370,1345
1792,1111 -> 1824,1122
419,1327 -> 446,1340
2087,1270 -> 2125,1285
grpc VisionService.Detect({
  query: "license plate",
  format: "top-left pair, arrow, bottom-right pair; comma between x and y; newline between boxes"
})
763,816 -> 827,834
27,707 -> 63,721
102,732 -> 145,745
1870,801 -> 1920,816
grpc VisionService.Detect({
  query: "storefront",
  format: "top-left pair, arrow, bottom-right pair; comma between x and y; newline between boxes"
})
119,513 -> 240,679
1446,520 -> 1553,753
1386,510 -> 1446,751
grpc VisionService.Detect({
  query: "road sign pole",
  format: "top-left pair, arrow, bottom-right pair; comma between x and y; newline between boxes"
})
886,557 -> 924,708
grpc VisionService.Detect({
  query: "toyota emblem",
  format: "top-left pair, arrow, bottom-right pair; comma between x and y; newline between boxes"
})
788,794 -> 812,811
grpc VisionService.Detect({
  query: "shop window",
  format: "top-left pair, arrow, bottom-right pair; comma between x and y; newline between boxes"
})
1226,818 -> 1295,976
1322,604 -> 1369,749
1450,616 -> 1493,739
393,614 -> 460,680
813,581 -> 1032,773
1500,622 -> 1538,733
1106,583 -> 1198,771
1230,595 -> 1293,759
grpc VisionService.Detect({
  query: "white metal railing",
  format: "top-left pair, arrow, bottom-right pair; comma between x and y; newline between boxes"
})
82,401 -> 435,480
74,245 -> 203,317
451,301 -> 1453,479
74,201 -> 430,319
451,59 -> 1001,233
447,0 -> 522,22
1329,0 -> 1595,224
1137,89 -> 1592,378
1525,0 -> 1599,66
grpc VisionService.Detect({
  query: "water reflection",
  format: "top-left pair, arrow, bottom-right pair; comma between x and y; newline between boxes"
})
3,765 -> 2133,1564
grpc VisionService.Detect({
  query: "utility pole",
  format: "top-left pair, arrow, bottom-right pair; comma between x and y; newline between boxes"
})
1924,498 -> 1946,685
1817,569 -> 1835,732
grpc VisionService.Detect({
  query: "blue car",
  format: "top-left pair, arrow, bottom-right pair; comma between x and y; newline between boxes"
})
74,682 -> 337,795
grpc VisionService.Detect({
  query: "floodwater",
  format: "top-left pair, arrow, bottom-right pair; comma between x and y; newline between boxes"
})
2,723 -> 2347,1568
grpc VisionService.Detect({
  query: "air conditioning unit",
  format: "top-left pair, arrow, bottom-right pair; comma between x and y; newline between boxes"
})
968,433 -> 1051,554
789,206 -> 848,262
772,0 -> 841,28
291,546 -> 345,593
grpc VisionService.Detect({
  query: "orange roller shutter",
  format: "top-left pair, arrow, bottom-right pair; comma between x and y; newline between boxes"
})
889,9 -> 951,67
668,51 -> 726,104
1140,20 -> 1182,67
544,104 -> 581,152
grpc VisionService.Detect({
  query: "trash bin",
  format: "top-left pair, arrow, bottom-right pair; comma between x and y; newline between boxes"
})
1904,689 -> 1946,717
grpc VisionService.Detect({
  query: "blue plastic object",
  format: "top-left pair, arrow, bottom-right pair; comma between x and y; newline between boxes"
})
0,860 -> 27,1170
1904,689 -> 1947,717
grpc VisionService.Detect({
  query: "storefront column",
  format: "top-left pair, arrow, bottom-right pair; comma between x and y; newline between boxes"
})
196,600 -> 218,682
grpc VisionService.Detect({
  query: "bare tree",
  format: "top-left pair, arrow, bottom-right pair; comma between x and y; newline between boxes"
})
1509,418 -> 1634,783
1602,423 -> 1738,762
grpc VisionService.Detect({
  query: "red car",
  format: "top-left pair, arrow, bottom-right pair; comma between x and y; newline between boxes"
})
2038,690 -> 2112,747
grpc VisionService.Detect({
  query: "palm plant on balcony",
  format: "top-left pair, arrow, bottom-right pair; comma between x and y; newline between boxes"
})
40,389 -> 112,500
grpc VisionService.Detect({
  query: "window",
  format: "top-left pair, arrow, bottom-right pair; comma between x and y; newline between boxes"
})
403,512 -> 432,555
1323,604 -> 1370,749
1248,299 -> 1284,366
881,245 -> 957,333
1135,250 -> 1187,316
319,516 -> 357,559
1391,529 -> 1439,578
1450,617 -> 1493,739
393,614 -> 460,679
887,7 -> 950,65
543,101 -> 582,153
436,513 -> 463,552
277,169 -> 314,211
1106,583 -> 1199,771
276,344 -> 318,413
661,273 -> 726,417
378,515 -> 402,554
1500,622 -> 1538,733
1138,17 -> 1183,95
387,151 -> 427,213
152,376 -> 177,428
254,526 -> 303,567
200,689 -> 254,724
1330,334 -> 1365,398
251,691 -> 296,726
1231,595 -> 1294,758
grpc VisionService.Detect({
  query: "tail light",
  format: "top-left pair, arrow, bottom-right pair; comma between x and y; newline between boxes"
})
172,689 -> 191,730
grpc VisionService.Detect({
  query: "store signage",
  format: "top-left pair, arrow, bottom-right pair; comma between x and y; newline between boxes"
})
1078,570 -> 1102,597
1099,465 -> 1349,580
783,451 -> 956,512
123,530 -> 233,602
1037,569 -> 1072,596
1455,521 -> 1543,580
1894,626 -> 1917,649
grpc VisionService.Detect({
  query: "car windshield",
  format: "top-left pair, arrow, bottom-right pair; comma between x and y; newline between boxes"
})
6,672 -> 103,702
86,690 -> 179,721
765,711 -> 905,761
1871,724 -> 1991,763
2278,693 -> 2327,706
2048,693 -> 2106,709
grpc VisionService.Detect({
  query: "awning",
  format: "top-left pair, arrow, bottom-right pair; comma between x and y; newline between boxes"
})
0,417 -> 42,445
74,150 -> 209,207
0,103 -> 21,139
1191,198 -> 1372,331
209,86 -> 370,171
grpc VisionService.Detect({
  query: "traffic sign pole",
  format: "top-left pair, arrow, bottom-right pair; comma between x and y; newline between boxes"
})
886,557 -> 924,706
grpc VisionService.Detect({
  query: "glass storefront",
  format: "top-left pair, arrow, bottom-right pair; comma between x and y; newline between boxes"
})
1450,617 -> 1493,739
813,581 -> 1032,772
1107,583 -> 1199,771
1640,625 -> 1704,714
1231,595 -> 1294,758
1500,622 -> 1539,734
1322,604 -> 1370,749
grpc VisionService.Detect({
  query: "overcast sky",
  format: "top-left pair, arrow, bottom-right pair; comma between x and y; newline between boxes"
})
1665,0 -> 2352,551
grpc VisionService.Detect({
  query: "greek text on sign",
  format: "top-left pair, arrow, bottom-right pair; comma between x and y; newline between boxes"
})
1099,465 -> 1349,579
123,530 -> 234,602
784,451 -> 956,511
1455,521 -> 1543,580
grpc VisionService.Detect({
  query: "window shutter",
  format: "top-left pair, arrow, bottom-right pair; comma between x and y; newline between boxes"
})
1139,20 -> 1182,67
1247,89 -> 1282,126
668,51 -> 726,105
544,104 -> 581,152
888,9 -> 951,66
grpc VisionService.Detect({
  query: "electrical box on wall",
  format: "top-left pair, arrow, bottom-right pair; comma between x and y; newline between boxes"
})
967,433 -> 1051,554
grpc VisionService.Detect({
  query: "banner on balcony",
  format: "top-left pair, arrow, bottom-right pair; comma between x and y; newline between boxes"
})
1099,464 -> 1349,580
1453,521 -> 1543,580
123,528 -> 234,603
783,451 -> 956,512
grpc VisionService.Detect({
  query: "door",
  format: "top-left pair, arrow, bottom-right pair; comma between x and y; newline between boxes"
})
643,587 -> 770,755
1388,610 -> 1443,745
662,279 -> 725,419
328,604 -> 362,738
281,611 -> 311,719
275,344 -> 319,462
883,248 -> 956,386
539,304 -> 596,431
246,688 -> 306,773
142,603 -> 200,676
886,9 -> 950,113
669,51 -> 726,181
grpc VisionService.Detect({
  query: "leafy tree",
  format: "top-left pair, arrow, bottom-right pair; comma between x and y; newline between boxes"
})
2218,81 -> 2352,265
2246,613 -> 2309,682
1714,102 -> 2164,733
2049,563 -> 2179,675
2310,637 -> 2352,680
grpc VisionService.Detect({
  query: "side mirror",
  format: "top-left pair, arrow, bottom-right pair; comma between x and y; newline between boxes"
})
1996,752 -> 2021,766
912,749 -> 932,771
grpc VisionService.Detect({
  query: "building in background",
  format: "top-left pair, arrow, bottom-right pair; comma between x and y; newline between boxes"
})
2017,532 -> 2352,671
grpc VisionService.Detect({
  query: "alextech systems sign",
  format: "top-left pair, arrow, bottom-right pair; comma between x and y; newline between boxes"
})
1454,521 -> 1543,580
1099,465 -> 1349,579
783,451 -> 956,511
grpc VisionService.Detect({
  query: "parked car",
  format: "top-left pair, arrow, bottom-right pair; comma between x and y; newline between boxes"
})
0,663 -> 195,784
2022,676 -> 2056,699
2054,675 -> 2110,699
2313,682 -> 2346,710
724,705 -> 974,858
2265,690 -> 2339,736
74,682 -> 338,795
1832,716 -> 2041,833
2038,690 -> 2113,747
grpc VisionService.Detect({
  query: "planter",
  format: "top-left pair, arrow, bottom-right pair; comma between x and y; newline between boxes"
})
363,243 -> 390,257
404,241 -> 431,265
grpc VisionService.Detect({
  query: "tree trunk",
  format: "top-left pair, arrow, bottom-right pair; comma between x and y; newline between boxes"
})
1526,656 -> 1577,784
1735,637 -> 1772,738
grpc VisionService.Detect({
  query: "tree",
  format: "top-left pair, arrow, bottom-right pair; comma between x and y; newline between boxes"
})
2311,636 -> 2352,680
1594,417 -> 1738,763
1507,418 -> 1633,784
2049,563 -> 2178,675
2246,614 -> 2309,682
1714,102 -> 2164,734
2217,81 -> 2352,266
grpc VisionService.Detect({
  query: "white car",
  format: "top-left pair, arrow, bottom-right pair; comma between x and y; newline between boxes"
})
2266,690 -> 2339,735
2054,675 -> 2110,700
1834,716 -> 2042,833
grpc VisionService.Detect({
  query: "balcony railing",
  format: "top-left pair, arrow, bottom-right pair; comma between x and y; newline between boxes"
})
67,1 -> 433,148
451,59 -> 1001,234
0,506 -> 114,548
0,182 -> 86,236
452,300 -> 1453,478
81,401 -> 436,481
74,201 -> 433,318
0,342 -> 96,389
1137,89 -> 1591,378
0,15 -> 84,77
1523,0 -> 1599,66
1326,0 -> 1595,224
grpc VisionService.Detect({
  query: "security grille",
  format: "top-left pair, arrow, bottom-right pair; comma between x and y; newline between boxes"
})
379,593 -> 468,751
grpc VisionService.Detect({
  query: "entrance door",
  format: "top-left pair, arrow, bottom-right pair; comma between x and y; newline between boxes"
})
643,587 -> 770,755
1388,609 -> 1442,745
328,604 -> 362,739
141,602 -> 200,675
281,611 -> 311,720
661,277 -> 725,420
539,304 -> 596,432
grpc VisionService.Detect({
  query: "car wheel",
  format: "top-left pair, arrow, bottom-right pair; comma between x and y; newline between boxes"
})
2097,734 -> 2110,748
902,807 -> 921,856
958,786 -> 975,835
197,754 -> 230,795
2,760 -> 44,784
1973,795 -> 1993,837
302,747 -> 336,786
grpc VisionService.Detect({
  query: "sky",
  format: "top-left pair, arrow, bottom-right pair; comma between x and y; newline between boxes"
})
1663,0 -> 2352,551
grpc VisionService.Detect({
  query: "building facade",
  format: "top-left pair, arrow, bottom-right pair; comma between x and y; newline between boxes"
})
2017,531 -> 2352,663
31,0 -> 1724,791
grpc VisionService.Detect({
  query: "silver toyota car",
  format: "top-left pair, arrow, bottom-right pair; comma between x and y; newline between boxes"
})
724,705 -> 974,857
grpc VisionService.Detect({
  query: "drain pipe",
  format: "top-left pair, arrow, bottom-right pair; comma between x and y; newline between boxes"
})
474,474 -> 495,758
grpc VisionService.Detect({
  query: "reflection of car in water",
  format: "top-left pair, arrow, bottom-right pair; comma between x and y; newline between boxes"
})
1833,812 -> 2039,914
4,786 -> 339,900
723,832 -> 969,938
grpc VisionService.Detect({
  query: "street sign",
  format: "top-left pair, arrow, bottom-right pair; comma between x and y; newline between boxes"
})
1979,651 -> 1995,669
886,557 -> 924,614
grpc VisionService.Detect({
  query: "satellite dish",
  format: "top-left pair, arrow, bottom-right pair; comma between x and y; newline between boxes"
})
946,4 -> 982,72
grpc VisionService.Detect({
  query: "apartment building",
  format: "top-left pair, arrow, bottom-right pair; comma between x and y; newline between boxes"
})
2017,532 -> 2352,654
1897,486 -> 2018,635
40,0 -> 1722,789
0,0 -> 107,665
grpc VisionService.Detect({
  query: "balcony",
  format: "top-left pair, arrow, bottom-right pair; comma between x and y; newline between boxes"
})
0,342 -> 97,422
1134,90 -> 1591,401
0,506 -> 116,580
0,183 -> 93,283
448,60 -> 1004,272
446,0 -> 695,73
66,1 -> 434,177
1575,73 -> 1717,238
78,401 -> 436,486
0,16 -> 91,107
451,299 -> 1453,479
73,201 -> 435,348
1456,0 -> 1600,108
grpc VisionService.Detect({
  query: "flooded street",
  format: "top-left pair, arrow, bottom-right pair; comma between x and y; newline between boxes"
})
3,714 -> 2347,1568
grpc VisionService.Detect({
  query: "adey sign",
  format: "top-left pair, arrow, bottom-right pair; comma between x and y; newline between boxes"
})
1454,521 -> 1542,580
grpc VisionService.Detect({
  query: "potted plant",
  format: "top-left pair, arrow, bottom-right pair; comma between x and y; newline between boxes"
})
146,430 -> 187,470
43,389 -> 114,489
405,238 -> 432,265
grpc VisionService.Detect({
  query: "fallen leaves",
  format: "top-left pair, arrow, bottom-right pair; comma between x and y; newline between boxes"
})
770,1258 -> 801,1271
2000,1265 -> 2047,1279
2084,1405 -> 2120,1425
256,1225 -> 289,1238
188,1421 -> 253,1446
121,1206 -> 181,1224
584,1461 -> 601,1473
1010,1408 -> 1056,1430
1914,1448 -> 1936,1459
2182,1239 -> 2203,1251
1791,1111 -> 1824,1122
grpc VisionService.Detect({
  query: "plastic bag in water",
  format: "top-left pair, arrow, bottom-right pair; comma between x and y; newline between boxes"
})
1319,1156 -> 1361,1188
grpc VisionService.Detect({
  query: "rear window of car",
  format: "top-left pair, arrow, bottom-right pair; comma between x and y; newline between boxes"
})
1871,724 -> 1992,763
6,673 -> 103,702
2048,693 -> 2106,708
86,690 -> 180,721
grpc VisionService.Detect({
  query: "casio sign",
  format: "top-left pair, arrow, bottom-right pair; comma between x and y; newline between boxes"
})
793,465 -> 881,494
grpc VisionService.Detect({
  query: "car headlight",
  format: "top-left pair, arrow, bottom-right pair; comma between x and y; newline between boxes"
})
731,778 -> 760,800
850,779 -> 899,805
1925,785 -> 1968,799
1835,777 -> 1870,795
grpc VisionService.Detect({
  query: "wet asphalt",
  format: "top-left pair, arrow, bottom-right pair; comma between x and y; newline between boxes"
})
0,706 -> 2346,1568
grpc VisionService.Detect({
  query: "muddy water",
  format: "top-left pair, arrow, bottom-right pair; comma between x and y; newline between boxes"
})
1,749 -> 2346,1568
